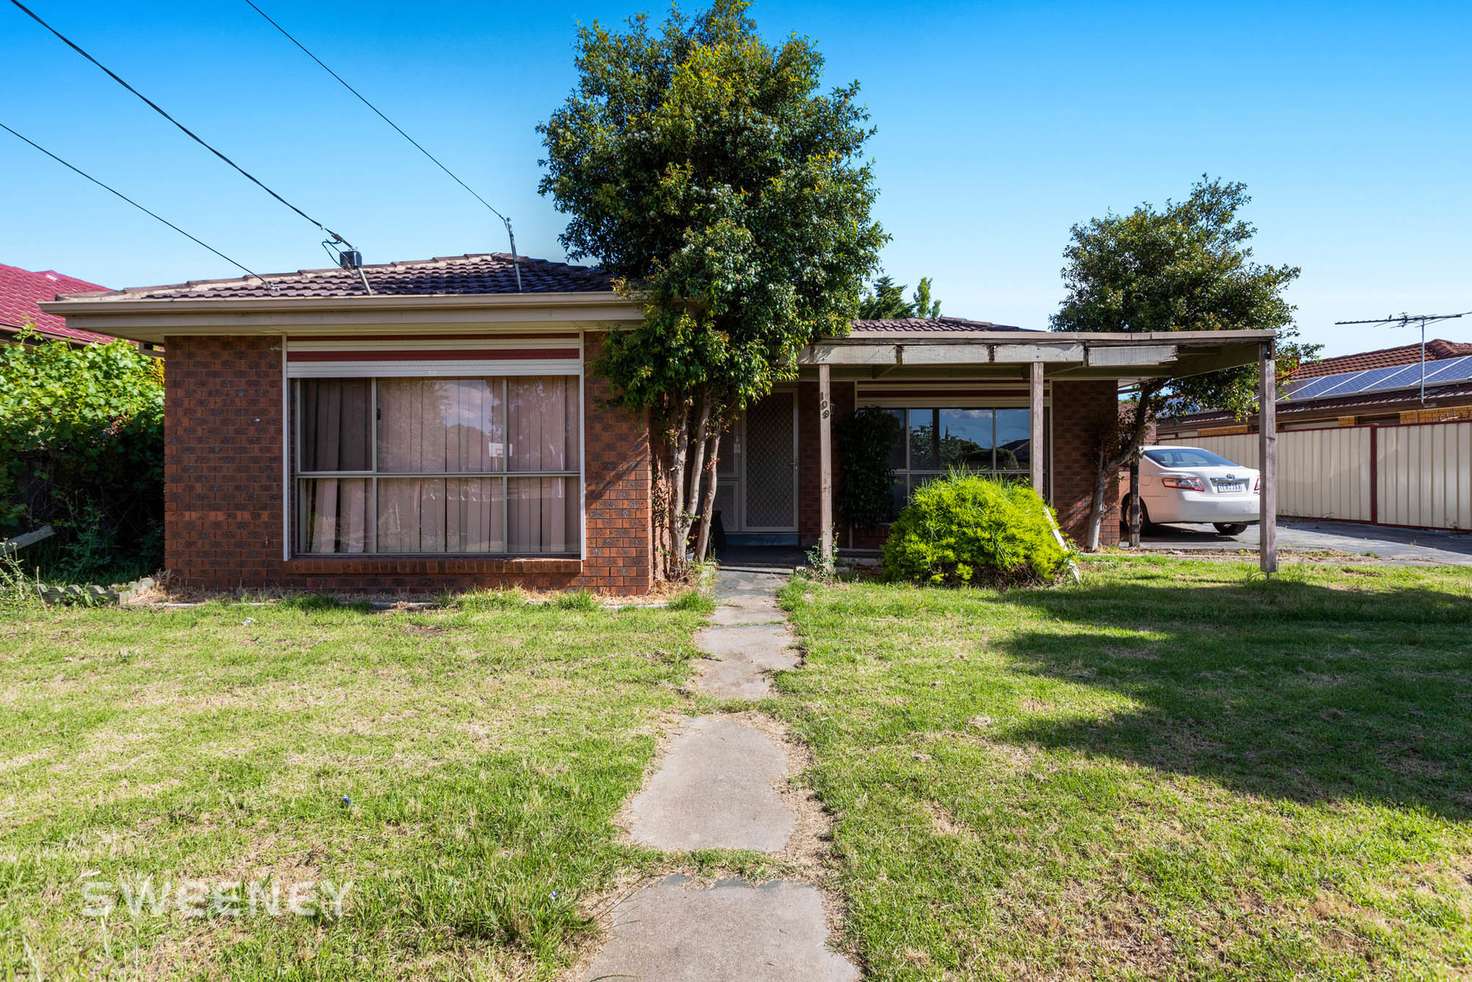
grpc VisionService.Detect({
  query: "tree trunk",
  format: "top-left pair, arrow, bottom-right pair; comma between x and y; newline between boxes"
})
1082,384 -> 1160,552
1084,445 -> 1111,552
679,396 -> 713,561
650,405 -> 675,580
664,402 -> 692,580
693,421 -> 722,561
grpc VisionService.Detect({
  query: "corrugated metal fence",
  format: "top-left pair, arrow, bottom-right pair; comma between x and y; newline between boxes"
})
1166,420 -> 1472,530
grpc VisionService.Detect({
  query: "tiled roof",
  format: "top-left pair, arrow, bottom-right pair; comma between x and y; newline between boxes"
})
62,253 -> 615,302
1164,380 -> 1472,428
0,263 -> 114,343
850,316 -> 1031,333
1290,339 -> 1472,379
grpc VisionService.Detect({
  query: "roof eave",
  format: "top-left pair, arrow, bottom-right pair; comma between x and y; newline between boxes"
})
39,289 -> 633,315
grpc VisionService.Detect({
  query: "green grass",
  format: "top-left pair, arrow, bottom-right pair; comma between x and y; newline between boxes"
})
0,591 -> 707,979
777,557 -> 1472,979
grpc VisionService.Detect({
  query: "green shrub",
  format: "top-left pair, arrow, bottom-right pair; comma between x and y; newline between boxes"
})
882,473 -> 1073,587
0,327 -> 163,581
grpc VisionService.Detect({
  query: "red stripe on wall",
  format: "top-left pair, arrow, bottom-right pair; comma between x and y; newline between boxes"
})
858,387 -> 1035,400
289,348 -> 578,362
293,332 -> 580,342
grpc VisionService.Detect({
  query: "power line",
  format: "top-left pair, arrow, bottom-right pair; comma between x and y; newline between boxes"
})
8,0 -> 358,258
1334,310 -> 1471,404
1,120 -> 266,284
242,0 -> 523,291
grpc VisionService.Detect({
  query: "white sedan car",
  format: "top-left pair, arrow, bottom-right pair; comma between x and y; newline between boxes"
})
1128,445 -> 1261,536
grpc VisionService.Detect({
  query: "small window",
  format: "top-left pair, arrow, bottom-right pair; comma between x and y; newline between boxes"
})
295,376 -> 580,556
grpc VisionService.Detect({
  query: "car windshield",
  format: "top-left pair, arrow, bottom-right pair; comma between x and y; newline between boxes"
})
1145,448 -> 1240,469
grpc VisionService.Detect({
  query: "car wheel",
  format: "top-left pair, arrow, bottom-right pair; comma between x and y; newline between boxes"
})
1213,522 -> 1248,536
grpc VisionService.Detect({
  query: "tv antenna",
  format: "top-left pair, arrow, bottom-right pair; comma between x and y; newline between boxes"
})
1332,310 -> 1471,404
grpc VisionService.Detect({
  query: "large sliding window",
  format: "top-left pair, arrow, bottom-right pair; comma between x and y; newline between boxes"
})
295,376 -> 580,556
877,407 -> 1036,518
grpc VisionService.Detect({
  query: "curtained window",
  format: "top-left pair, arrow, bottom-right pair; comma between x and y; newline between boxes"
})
876,406 -> 1044,519
296,377 -> 579,556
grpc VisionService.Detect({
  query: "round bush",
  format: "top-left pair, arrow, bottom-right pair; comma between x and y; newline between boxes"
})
882,474 -> 1073,587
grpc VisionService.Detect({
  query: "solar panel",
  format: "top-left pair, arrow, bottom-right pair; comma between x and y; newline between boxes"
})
1284,375 -> 1344,400
1425,354 -> 1472,385
1286,355 -> 1472,402
1361,363 -> 1430,392
1314,365 -> 1403,398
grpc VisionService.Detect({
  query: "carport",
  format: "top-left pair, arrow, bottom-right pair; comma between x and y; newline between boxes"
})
799,329 -> 1283,571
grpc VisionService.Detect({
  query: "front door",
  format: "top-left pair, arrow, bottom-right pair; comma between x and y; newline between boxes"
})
740,391 -> 798,531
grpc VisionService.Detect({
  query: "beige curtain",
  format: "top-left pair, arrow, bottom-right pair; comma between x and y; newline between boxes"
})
377,379 -> 507,553
509,377 -> 579,554
300,380 -> 370,554
299,376 -> 577,556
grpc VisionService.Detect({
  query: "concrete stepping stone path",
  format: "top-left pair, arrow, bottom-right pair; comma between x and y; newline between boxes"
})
582,563 -> 858,980
693,623 -> 799,699
580,875 -> 858,982
624,715 -> 794,852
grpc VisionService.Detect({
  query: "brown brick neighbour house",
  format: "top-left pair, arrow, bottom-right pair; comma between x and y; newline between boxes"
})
44,253 -> 1272,594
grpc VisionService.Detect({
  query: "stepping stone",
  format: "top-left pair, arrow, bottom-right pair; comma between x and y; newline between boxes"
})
694,624 -> 799,698
581,874 -> 858,982
709,602 -> 785,626
713,568 -> 788,602
625,716 -> 794,852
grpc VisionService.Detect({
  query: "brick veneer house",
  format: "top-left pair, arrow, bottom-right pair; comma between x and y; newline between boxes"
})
45,253 -> 1271,594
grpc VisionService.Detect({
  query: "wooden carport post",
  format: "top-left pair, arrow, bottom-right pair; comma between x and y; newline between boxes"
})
1029,361 -> 1045,495
1259,341 -> 1278,573
818,362 -> 834,566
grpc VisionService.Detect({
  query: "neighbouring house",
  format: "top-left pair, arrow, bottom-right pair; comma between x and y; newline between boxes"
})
1158,340 -> 1472,531
44,252 -> 1273,594
0,262 -> 115,345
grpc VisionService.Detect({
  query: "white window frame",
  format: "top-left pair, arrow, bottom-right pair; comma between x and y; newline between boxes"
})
288,372 -> 584,560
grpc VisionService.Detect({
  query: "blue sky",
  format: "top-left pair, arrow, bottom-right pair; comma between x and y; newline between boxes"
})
3,0 -> 1468,356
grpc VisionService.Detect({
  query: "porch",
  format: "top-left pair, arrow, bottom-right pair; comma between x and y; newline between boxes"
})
716,328 -> 1281,570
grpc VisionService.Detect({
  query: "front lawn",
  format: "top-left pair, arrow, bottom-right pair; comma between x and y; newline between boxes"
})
0,591 -> 708,978
779,557 -> 1472,978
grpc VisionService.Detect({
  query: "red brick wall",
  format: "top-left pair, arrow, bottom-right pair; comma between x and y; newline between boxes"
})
163,332 -> 652,594
1050,379 -> 1121,547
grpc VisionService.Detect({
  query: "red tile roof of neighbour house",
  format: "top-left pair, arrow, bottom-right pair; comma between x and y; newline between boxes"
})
1290,339 -> 1472,379
61,253 -> 615,302
0,262 -> 114,343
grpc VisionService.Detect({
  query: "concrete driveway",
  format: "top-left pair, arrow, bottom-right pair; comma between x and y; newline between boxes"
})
1136,519 -> 1472,565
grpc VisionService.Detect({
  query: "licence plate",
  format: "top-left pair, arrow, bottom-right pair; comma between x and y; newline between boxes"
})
1212,480 -> 1247,493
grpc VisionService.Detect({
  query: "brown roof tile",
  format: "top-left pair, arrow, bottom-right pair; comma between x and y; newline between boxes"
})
850,316 -> 1031,333
61,253 -> 614,302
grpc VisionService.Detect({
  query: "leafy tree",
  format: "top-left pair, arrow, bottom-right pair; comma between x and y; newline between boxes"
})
912,276 -> 941,318
539,0 -> 885,579
857,275 -> 908,319
858,273 -> 941,319
1051,177 -> 1312,550
0,327 -> 164,580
